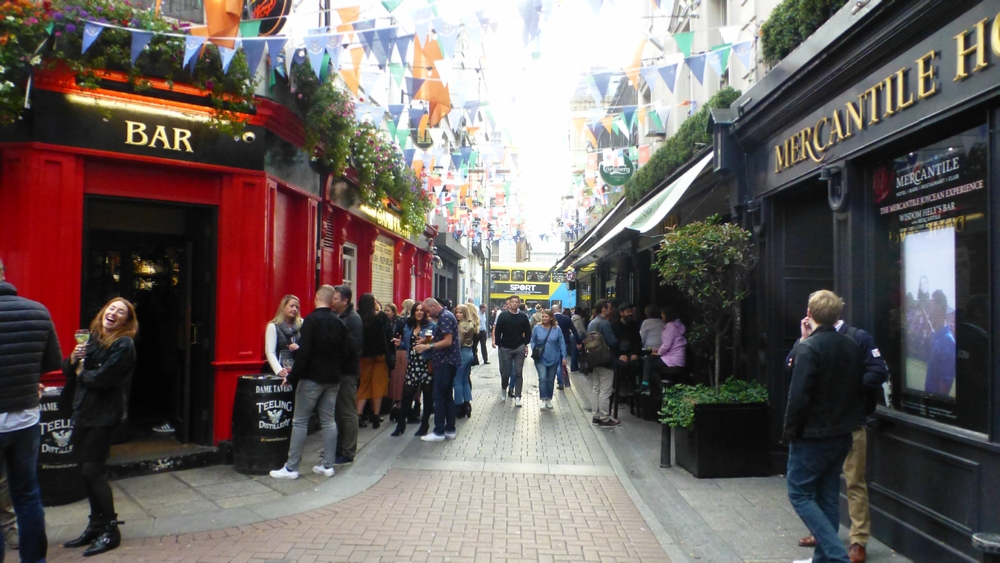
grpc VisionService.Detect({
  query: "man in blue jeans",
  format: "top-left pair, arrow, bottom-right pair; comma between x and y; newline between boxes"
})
415,298 -> 461,442
0,257 -> 64,563
783,290 -> 863,563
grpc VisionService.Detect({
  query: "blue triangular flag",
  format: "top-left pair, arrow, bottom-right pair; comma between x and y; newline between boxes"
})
656,107 -> 670,131
130,31 -> 153,66
303,34 -> 326,78
706,45 -> 730,78
519,0 -> 541,46
591,71 -> 613,99
183,35 -> 208,69
374,27 -> 397,67
451,152 -> 463,169
405,76 -> 425,98
409,109 -> 427,130
82,22 -> 103,54
242,39 -> 266,76
325,35 -> 343,72
465,101 -> 481,125
394,34 -> 413,64
388,104 -> 405,127
686,54 -> 708,86
404,148 -> 416,167
436,21 -> 460,59
732,40 -> 753,71
657,63 -> 678,93
621,106 -> 637,129
460,146 -> 473,166
218,45 -> 237,74
355,19 -> 377,58
265,37 -> 287,74
640,65 -> 660,88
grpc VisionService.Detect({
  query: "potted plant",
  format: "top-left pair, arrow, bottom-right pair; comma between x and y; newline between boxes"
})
660,378 -> 770,478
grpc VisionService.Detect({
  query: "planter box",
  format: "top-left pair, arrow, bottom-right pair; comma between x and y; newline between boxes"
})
674,402 -> 770,478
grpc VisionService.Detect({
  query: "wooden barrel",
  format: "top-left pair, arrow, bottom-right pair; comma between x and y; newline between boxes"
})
37,387 -> 87,506
231,375 -> 294,475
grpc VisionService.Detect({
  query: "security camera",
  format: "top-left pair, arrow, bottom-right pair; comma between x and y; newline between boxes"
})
242,131 -> 256,143
433,256 -> 444,269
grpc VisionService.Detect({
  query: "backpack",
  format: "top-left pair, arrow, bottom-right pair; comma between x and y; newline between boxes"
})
580,330 -> 612,370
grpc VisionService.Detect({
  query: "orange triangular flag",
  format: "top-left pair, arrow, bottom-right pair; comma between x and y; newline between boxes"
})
571,117 -> 586,137
336,6 -> 360,29
600,116 -> 614,133
205,0 -> 239,49
466,126 -> 480,137
413,160 -> 424,177
428,102 -> 449,127
349,46 -> 364,73
418,113 -> 430,139
625,38 -> 647,90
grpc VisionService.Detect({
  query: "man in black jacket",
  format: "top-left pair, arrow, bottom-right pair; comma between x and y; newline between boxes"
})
0,258 -> 63,563
492,295 -> 531,406
784,290 -> 862,563
270,285 -> 347,480
332,285 -> 363,465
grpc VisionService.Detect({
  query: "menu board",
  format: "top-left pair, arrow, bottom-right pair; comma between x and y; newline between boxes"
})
372,236 -> 395,306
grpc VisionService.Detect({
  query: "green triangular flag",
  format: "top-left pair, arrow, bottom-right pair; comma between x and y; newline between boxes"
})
672,31 -> 693,58
320,52 -> 330,82
649,111 -> 663,131
382,0 -> 403,12
503,182 -> 512,198
395,127 -> 410,147
388,62 -> 405,89
629,146 -> 639,162
268,68 -> 276,91
711,43 -> 731,75
239,20 -> 261,38
469,150 -> 479,168
387,121 -> 397,138
612,120 -> 620,136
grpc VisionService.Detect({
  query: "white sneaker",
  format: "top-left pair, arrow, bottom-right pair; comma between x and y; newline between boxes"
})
312,465 -> 334,477
421,432 -> 446,442
792,559 -> 812,563
500,390 -> 507,402
152,422 -> 175,433
545,400 -> 553,409
444,430 -> 457,440
515,397 -> 522,407
269,466 -> 299,480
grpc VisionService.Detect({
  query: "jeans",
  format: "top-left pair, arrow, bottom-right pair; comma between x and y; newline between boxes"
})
537,361 -> 558,400
336,375 -> 359,460
432,362 -> 458,435
497,345 -> 525,397
454,347 -> 474,405
570,345 -> 580,372
0,424 -> 47,563
590,366 -> 614,418
787,434 -> 854,563
286,379 -> 339,471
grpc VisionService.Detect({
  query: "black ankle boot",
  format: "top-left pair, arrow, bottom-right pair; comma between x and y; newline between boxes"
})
389,406 -> 399,422
83,519 -> 123,557
371,412 -> 381,429
64,518 -> 102,548
390,422 -> 406,436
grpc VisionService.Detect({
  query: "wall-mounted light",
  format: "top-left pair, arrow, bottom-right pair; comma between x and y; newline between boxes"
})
821,164 -> 848,211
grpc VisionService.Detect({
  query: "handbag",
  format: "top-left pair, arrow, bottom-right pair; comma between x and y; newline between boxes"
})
531,327 -> 553,362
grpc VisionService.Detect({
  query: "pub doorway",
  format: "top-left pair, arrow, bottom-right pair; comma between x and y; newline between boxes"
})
81,197 -> 217,446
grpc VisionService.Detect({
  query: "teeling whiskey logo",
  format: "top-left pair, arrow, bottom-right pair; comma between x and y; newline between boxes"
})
773,9 -> 1000,174
124,120 -> 194,153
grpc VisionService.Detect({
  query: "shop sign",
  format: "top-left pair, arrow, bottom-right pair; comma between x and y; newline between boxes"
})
493,282 -> 549,295
360,204 -> 408,237
600,156 -> 635,186
762,4 -> 1000,192
372,236 -> 395,306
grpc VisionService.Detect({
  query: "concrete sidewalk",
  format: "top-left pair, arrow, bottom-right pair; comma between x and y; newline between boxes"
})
41,353 -> 912,562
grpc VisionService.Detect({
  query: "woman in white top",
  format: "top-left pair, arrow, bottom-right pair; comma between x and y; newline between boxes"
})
639,304 -> 665,351
265,295 -> 302,377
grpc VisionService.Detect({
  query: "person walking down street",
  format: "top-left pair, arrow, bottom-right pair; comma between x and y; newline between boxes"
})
588,300 -> 624,428
551,304 -> 578,390
391,302 -> 435,437
792,311 -> 889,563
386,303 -> 408,423
492,295 -> 531,407
62,298 -> 138,557
332,285 -> 362,466
264,295 -> 302,377
0,259 -> 63,563
454,305 -> 477,419
529,303 -> 544,329
478,304 -> 490,364
414,298 -> 462,442
783,290 -> 863,563
356,294 -> 392,430
270,286 -> 347,481
531,310 -> 567,410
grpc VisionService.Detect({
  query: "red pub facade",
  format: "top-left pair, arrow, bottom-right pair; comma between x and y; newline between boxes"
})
0,69 -> 433,446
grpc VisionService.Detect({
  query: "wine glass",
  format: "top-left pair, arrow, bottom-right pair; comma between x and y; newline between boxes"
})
279,351 -> 294,373
74,329 -> 90,346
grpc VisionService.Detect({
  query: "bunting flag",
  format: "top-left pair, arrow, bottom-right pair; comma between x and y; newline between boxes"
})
265,37 -> 287,75
388,62 -> 405,87
412,6 -> 433,43
335,6 -> 360,31
620,106 -> 637,131
657,63 -> 679,93
387,104 -> 405,128
624,39 -> 646,90
519,0 -> 541,46
686,53 -> 707,85
354,19 -> 377,57
204,0 -> 240,49
706,44 -> 731,78
183,35 -> 208,69
638,144 -> 651,165
655,107 -> 671,131
218,45 -> 237,74
405,76 -> 426,98
374,27 -> 397,67
242,38 -> 266,75
360,72 -> 381,98
732,40 -> 753,71
325,34 -> 343,72
672,31 -> 694,58
640,65 -> 660,88
382,0 -> 403,13
434,59 -> 453,86
599,116 -> 614,133
403,147 -> 416,167
435,20 -> 460,59
130,31 -> 153,66
239,19 -> 261,39
82,22 -> 103,53
394,34 -> 413,64
591,71 -> 613,100
719,24 -> 741,45
465,101 -> 481,124
572,117 -> 586,138
303,34 -> 326,78
395,127 -> 410,147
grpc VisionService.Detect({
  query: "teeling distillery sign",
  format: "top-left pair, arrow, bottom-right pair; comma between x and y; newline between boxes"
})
762,4 -> 1000,193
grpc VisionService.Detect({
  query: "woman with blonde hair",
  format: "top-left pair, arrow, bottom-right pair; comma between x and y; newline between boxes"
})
61,298 -> 138,556
265,295 -> 302,377
453,304 -> 478,418
400,298 -> 415,319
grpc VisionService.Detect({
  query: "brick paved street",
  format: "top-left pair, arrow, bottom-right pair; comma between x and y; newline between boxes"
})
42,353 -> 911,562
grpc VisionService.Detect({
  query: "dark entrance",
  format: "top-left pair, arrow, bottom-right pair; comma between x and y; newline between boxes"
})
81,197 -> 217,445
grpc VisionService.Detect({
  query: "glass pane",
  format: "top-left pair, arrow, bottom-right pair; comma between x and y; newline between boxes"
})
491,270 -> 510,281
512,270 -> 525,282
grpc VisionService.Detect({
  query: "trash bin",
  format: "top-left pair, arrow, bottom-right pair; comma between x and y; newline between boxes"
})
37,387 -> 87,506
231,375 -> 295,475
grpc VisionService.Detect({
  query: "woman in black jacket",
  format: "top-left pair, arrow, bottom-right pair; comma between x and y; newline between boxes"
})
61,298 -> 138,557
356,293 -> 393,429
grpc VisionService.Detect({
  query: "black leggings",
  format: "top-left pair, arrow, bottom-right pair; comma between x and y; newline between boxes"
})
399,382 -> 432,428
72,425 -> 116,524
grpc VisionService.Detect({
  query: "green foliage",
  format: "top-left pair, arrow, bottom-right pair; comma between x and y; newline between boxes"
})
623,87 -> 741,203
653,215 -> 757,387
293,63 -> 355,179
760,0 -> 849,67
660,377 -> 769,429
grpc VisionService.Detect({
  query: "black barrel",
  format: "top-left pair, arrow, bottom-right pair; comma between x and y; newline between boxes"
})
37,387 -> 87,506
231,375 -> 295,475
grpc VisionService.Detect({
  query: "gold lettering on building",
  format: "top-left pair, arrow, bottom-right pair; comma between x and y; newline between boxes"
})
954,18 -> 989,80
916,50 -> 938,99
123,120 -> 195,152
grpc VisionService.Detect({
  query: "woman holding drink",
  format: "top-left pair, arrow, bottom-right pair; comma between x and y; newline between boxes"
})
61,298 -> 138,557
264,295 -> 302,378
391,302 -> 435,437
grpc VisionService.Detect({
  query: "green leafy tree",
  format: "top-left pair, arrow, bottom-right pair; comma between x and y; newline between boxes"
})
653,215 -> 757,388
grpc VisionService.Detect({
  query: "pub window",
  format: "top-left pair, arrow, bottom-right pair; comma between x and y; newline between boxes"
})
512,270 -> 526,282
874,124 -> 989,433
342,243 -> 357,289
490,270 -> 510,282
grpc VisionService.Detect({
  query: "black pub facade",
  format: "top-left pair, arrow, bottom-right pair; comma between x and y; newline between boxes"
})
716,0 -> 1000,560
